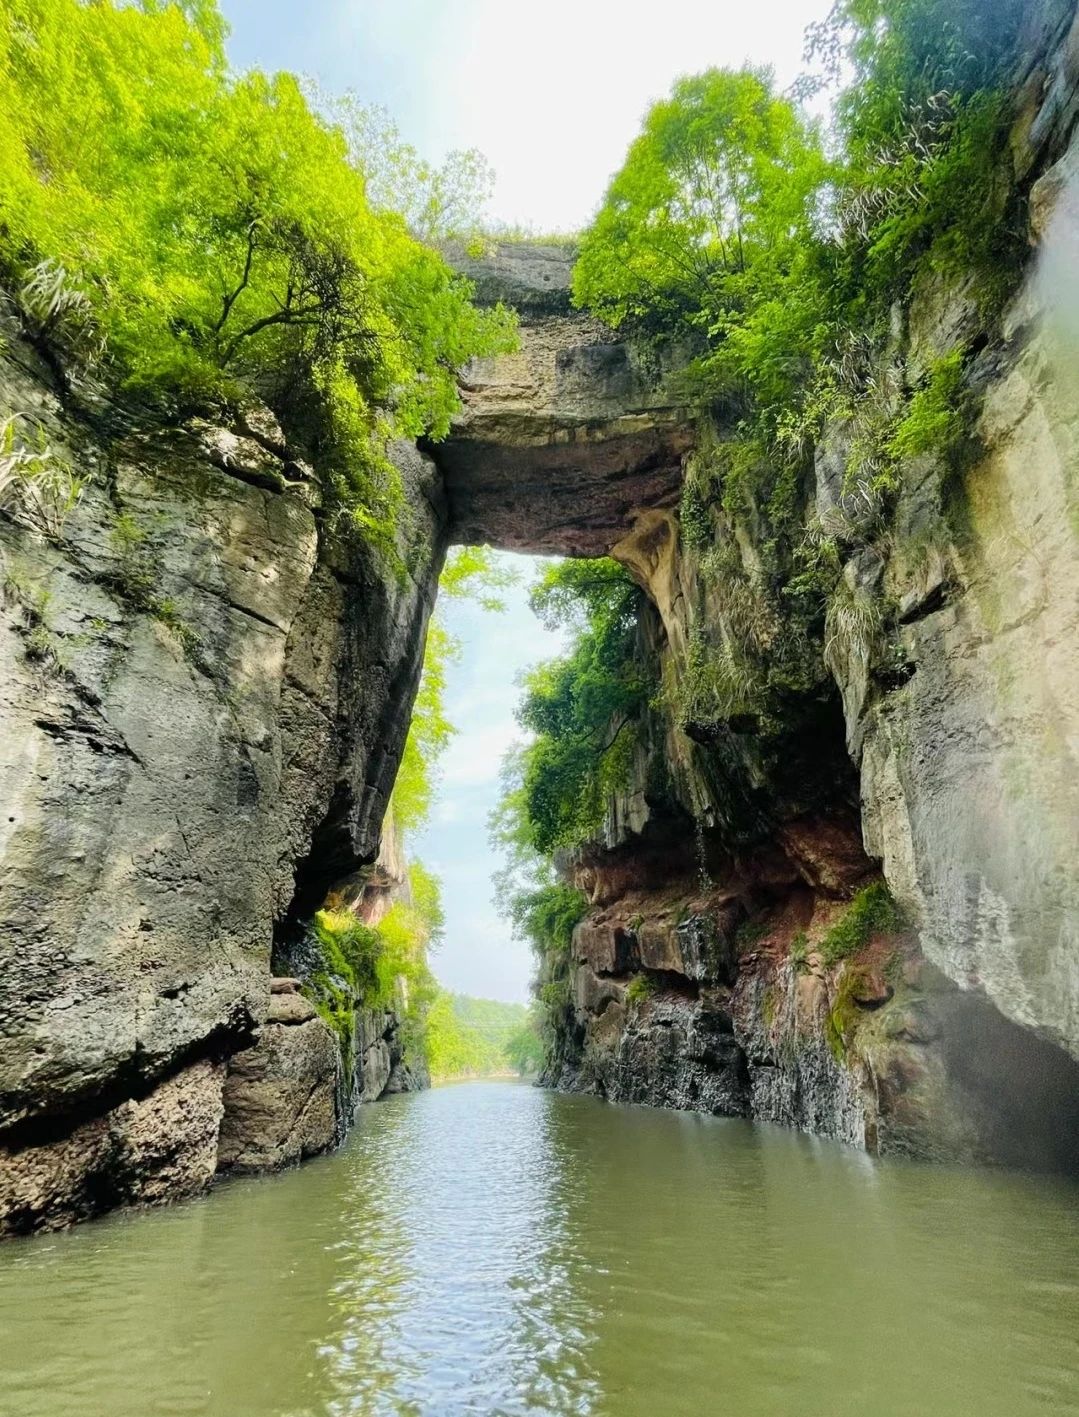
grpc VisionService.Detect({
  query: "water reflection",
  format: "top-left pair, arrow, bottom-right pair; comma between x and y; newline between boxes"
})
0,1083 -> 1077,1417
311,1085 -> 600,1415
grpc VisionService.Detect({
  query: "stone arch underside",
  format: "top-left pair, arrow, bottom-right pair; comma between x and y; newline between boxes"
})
432,242 -> 695,557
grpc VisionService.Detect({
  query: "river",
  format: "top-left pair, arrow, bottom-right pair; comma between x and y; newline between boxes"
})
1,1081 -> 1077,1416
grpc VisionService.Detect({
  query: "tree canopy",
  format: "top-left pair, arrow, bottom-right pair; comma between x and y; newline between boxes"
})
511,559 -> 646,856
573,67 -> 829,416
0,0 -> 514,553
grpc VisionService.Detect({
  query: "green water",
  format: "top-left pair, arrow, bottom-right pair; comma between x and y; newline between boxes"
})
1,1082 -> 1077,1417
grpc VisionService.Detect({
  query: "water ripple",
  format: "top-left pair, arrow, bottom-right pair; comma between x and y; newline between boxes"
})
1,1082 -> 1077,1416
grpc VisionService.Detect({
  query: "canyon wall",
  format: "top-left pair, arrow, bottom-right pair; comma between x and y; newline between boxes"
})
2,0 -> 1078,1235
448,3 -> 1079,1171
0,326 -> 443,1233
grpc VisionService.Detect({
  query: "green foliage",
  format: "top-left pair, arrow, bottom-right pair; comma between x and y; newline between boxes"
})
503,1013 -> 546,1075
309,93 -> 495,246
311,908 -> 385,1002
808,0 -> 1030,315
407,860 -> 446,948
305,856 -> 447,1072
888,351 -> 969,461
0,413 -> 84,541
789,930 -> 810,973
489,561 -> 650,1069
679,476 -> 713,552
735,918 -> 769,952
818,882 -> 898,967
425,993 -> 535,1080
761,984 -> 778,1029
626,973 -> 657,1005
485,781 -> 587,1058
823,959 -> 880,1064
0,0 -> 514,556
511,559 -> 647,855
572,6 -> 1035,743
438,545 -> 519,610
394,554 -> 505,828
824,575 -> 883,678
425,991 -> 535,1076
573,67 -> 827,386
424,992 -> 488,1078
673,620 -> 765,731
391,617 -> 458,835
391,547 -> 514,833
509,883 -> 588,962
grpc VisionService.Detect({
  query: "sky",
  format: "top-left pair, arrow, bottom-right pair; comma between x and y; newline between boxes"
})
219,0 -> 833,1000
410,555 -> 566,1002
220,0 -> 833,233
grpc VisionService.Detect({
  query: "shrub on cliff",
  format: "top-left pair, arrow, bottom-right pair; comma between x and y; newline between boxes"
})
813,0 -> 1033,316
569,1 -> 1036,747
0,0 -> 514,554
509,559 -> 648,856
572,67 -> 829,419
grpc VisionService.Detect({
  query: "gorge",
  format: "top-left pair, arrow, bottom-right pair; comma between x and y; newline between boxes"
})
0,0 -> 1078,1258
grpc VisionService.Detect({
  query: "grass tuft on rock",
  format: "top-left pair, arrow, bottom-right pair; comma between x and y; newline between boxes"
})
819,883 -> 898,967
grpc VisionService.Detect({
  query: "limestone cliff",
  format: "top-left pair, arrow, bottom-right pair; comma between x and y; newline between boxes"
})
0,324 -> 443,1233
436,241 -> 694,554
3,0 -> 1079,1238
478,3 -> 1079,1171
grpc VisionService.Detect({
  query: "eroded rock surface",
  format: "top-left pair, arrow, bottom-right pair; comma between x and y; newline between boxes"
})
437,243 -> 695,555
217,1005 -> 339,1175
0,1060 -> 225,1237
0,330 -> 444,1230
547,4 -> 1079,1162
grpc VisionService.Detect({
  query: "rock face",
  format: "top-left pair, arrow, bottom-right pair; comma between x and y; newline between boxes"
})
2,2 -> 1079,1234
216,987 -> 338,1175
0,1060 -> 226,1237
0,327 -> 444,1231
437,241 -> 695,555
536,1 -> 1079,1172
552,756 -> 1079,1170
855,201 -> 1079,1063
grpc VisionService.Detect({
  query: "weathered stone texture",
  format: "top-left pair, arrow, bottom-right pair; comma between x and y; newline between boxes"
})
853,121 -> 1079,1062
549,7 -> 1079,1168
0,1060 -> 225,1236
437,244 -> 695,555
0,330 -> 444,1227
217,1008 -> 339,1174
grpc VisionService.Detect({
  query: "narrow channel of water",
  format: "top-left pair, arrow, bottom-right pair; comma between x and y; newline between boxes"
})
1,1082 -> 1077,1416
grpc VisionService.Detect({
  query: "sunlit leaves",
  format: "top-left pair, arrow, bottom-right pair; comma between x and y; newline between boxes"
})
0,0 -> 515,545
573,67 -> 828,342
510,559 -> 646,856
309,92 -> 496,247
390,547 -> 512,835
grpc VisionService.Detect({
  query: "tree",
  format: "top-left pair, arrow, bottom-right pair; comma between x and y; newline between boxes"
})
504,1015 -> 545,1075
572,67 -> 828,413
512,559 -> 647,855
0,0 -> 515,555
309,91 -> 495,247
391,548 -> 517,835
